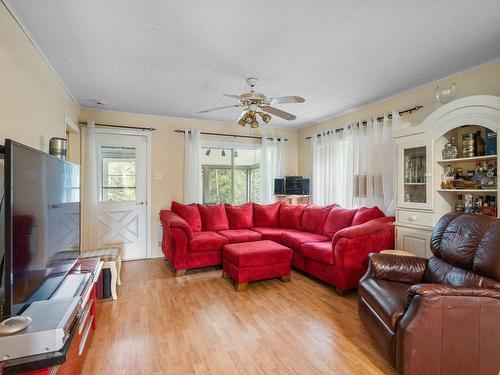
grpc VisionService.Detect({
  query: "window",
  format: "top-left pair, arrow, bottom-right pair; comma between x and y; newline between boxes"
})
99,146 -> 137,202
201,147 -> 260,204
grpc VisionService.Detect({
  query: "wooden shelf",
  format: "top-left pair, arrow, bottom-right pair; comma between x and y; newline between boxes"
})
437,189 -> 497,193
436,155 -> 497,164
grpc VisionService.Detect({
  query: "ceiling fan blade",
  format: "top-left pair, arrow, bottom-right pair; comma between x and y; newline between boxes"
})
197,104 -> 241,114
261,106 -> 297,121
269,96 -> 305,105
224,94 -> 241,100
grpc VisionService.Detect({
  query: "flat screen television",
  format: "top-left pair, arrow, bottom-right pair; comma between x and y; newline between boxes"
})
1,139 -> 80,318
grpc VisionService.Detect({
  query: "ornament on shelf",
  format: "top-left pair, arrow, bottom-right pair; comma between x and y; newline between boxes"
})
442,136 -> 458,159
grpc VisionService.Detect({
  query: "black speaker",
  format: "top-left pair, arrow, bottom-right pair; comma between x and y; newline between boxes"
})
301,179 -> 310,195
274,178 -> 285,194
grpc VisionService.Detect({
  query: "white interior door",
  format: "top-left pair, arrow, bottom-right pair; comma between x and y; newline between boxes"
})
95,132 -> 148,260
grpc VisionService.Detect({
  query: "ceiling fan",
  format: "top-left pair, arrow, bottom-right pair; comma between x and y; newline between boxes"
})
197,78 -> 305,128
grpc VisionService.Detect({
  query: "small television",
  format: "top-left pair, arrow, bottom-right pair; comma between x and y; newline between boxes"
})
1,140 -> 80,318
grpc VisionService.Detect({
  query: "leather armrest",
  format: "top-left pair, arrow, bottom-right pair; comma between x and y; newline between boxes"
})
159,210 -> 193,240
408,283 -> 500,302
369,253 -> 428,284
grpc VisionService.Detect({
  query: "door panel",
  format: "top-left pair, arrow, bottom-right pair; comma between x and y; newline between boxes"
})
95,133 -> 147,260
396,226 -> 432,258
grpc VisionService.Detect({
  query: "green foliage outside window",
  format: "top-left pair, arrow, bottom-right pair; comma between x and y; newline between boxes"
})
202,148 -> 260,204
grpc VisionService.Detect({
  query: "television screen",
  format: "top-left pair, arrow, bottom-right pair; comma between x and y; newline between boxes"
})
3,140 -> 80,316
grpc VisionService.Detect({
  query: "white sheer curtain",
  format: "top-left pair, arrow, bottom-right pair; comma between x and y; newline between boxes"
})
260,137 -> 284,204
311,115 -> 395,214
311,130 -> 353,207
81,121 -> 97,250
184,129 -> 202,203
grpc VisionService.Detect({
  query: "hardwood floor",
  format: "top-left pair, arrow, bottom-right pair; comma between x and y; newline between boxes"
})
82,259 -> 395,375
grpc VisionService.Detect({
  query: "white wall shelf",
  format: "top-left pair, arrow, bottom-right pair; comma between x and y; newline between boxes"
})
437,189 -> 497,193
436,155 -> 497,164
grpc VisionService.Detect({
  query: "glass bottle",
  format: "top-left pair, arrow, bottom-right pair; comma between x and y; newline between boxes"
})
442,136 -> 459,159
464,193 -> 474,214
476,131 -> 485,156
455,194 -> 465,212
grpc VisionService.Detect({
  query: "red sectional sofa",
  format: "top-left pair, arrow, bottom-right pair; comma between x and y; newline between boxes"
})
159,201 -> 395,294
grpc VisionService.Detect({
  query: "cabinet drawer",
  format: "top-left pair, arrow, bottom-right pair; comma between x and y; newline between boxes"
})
397,210 -> 434,227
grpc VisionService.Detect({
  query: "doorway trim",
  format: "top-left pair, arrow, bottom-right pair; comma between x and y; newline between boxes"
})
94,127 -> 152,259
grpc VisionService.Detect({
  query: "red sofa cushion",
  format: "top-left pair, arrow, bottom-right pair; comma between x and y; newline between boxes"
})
198,204 -> 229,231
217,229 -> 262,244
301,205 -> 334,234
323,206 -> 358,238
171,201 -> 202,232
224,203 -> 253,229
189,231 -> 228,252
223,240 -> 292,267
281,231 -> 329,251
279,204 -> 306,230
251,227 -> 300,242
253,202 -> 281,227
300,241 -> 334,265
352,206 -> 385,226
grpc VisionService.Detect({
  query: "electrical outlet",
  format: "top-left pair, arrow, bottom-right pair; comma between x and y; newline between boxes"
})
154,172 -> 162,180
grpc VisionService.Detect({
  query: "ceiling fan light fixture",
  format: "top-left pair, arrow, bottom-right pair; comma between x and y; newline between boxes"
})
238,118 -> 246,127
259,112 -> 272,123
250,120 -> 259,128
245,114 -> 254,124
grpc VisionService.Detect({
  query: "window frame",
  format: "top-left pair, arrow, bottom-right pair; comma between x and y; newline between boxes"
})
200,142 -> 260,204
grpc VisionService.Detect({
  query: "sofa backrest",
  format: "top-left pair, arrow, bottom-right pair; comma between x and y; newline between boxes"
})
171,201 -> 390,238
425,212 -> 500,288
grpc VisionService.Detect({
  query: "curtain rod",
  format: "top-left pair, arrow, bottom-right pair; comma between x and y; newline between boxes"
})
174,129 -> 288,142
79,121 -> 156,131
305,105 -> 423,140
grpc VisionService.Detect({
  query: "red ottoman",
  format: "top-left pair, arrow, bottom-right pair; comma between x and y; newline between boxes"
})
222,240 -> 293,291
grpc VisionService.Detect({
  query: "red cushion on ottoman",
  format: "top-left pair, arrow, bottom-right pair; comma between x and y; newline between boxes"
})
222,240 -> 293,285
223,240 -> 292,267
217,229 -> 262,244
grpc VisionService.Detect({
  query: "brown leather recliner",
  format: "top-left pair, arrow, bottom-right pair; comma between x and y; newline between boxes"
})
358,212 -> 500,375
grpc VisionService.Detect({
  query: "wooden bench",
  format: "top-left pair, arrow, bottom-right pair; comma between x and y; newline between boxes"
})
81,248 -> 122,300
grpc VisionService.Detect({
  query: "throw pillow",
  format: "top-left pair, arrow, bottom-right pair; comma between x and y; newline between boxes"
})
322,206 -> 358,238
352,206 -> 385,226
171,201 -> 202,232
253,202 -> 281,227
224,203 -> 253,229
301,205 -> 335,234
279,204 -> 306,230
198,204 -> 229,231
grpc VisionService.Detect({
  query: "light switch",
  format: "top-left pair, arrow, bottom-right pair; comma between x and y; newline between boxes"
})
154,172 -> 162,180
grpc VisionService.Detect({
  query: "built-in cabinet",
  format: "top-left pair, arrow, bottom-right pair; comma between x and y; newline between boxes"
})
397,140 -> 433,210
393,96 -> 500,257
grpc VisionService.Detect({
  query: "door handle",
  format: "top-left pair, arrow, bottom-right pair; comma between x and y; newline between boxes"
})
136,202 -> 145,205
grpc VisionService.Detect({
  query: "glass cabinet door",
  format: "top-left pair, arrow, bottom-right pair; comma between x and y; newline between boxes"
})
398,141 -> 433,209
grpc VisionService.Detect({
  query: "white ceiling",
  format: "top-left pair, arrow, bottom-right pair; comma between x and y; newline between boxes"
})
6,0 -> 500,128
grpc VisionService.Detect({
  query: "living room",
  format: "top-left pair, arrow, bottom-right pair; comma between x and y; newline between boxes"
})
0,1 -> 499,374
